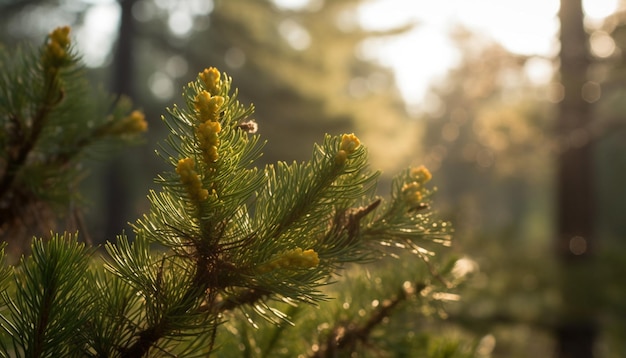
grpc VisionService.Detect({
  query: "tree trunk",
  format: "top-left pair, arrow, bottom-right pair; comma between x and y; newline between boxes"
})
556,0 -> 596,356
104,0 -> 137,241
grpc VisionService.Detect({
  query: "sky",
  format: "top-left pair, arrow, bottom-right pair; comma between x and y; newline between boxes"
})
78,0 -> 620,107
358,0 -> 558,104
259,0 -> 620,108
354,0 -> 619,108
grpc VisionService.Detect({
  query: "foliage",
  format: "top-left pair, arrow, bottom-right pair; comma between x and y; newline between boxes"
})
0,26 -> 147,251
0,27 -> 473,357
196,0 -> 417,168
0,0 -> 416,168
0,0 -> 421,244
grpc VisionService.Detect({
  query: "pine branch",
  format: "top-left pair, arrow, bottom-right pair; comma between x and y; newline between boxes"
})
0,25 -> 467,358
311,281 -> 427,358
0,233 -> 92,357
0,36 -> 65,200
0,27 -> 146,246
215,287 -> 272,312
115,278 -> 212,357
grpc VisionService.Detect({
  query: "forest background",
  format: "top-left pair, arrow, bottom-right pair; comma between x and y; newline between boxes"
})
1,0 -> 626,356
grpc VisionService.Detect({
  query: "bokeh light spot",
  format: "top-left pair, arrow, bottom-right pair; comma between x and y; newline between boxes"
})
225,47 -> 246,69
148,72 -> 174,101
590,31 -> 616,58
569,236 -> 588,255
168,10 -> 193,37
581,81 -> 601,103
278,19 -> 311,51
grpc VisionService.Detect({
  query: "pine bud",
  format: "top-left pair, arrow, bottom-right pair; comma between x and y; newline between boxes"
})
176,157 -> 209,201
199,67 -> 221,95
340,133 -> 360,154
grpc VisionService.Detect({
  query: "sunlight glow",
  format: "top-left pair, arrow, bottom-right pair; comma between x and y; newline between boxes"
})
590,31 -> 616,58
358,0 -> 561,107
76,1 -> 120,68
355,0 -> 621,107
148,72 -> 175,100
168,10 -> 193,37
278,19 -> 311,51
452,0 -> 560,55
583,0 -> 619,19
273,0 -> 310,10
81,0 -> 621,106
524,58 -> 554,85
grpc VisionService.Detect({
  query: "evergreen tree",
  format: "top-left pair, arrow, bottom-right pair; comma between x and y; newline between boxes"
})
0,0 -> 419,243
0,27 -> 472,357
129,0 -> 416,169
0,26 -> 146,254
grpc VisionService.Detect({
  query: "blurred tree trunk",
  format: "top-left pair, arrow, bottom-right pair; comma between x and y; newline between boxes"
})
104,0 -> 137,241
112,0 -> 135,98
556,0 -> 596,357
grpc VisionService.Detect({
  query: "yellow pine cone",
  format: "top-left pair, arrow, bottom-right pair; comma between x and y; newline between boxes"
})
257,248 -> 320,274
121,110 -> 148,133
335,133 -> 361,165
410,165 -> 432,184
49,26 -> 71,48
43,26 -> 71,67
194,91 -> 224,122
176,158 -> 209,201
196,121 -> 221,164
340,133 -> 360,154
199,67 -> 221,95
401,165 -> 433,206
104,110 -> 148,135
402,186 -> 423,206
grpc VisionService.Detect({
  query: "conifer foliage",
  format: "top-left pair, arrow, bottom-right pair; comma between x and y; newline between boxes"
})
0,27 -> 466,357
0,26 -> 147,248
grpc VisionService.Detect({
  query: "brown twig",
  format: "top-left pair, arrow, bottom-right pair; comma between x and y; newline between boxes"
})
311,281 -> 427,357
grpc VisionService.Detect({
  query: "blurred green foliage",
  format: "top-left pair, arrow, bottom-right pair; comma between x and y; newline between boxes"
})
0,28 -> 473,356
2,0 -> 626,356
